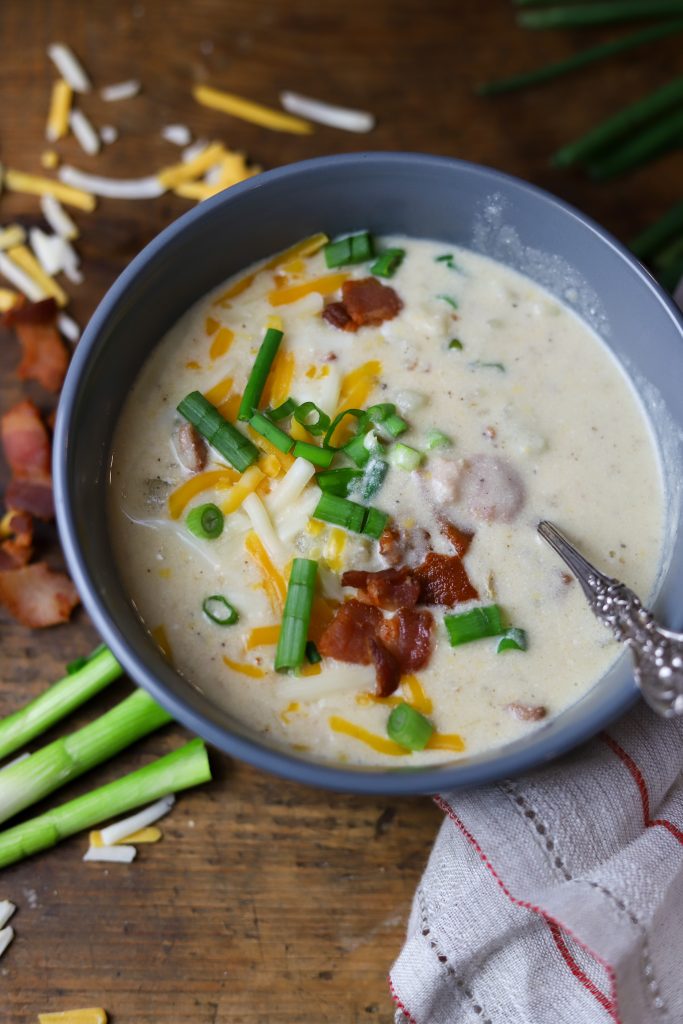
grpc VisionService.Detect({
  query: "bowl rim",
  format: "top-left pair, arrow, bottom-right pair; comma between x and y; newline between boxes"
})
54,150 -> 682,795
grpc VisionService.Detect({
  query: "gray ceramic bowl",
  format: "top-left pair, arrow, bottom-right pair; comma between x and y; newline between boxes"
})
54,152 -> 683,795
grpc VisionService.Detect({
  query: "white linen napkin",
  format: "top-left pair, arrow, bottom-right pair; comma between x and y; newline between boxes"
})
390,284 -> 683,1024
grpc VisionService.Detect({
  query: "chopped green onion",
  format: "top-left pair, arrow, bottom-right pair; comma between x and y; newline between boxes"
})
360,403 -> 408,438
0,738 -> 211,869
424,429 -> 452,450
293,401 -> 331,437
275,558 -> 318,672
237,327 -> 284,421
324,232 -> 374,268
305,640 -> 322,664
388,442 -> 423,471
478,20 -> 683,97
519,1 -> 683,30
292,440 -> 335,468
249,411 -> 294,453
186,502 -> 224,540
343,432 -> 375,468
383,413 -> 408,437
0,647 -> 123,761
356,458 -> 388,501
66,642 -> 107,675
177,391 -> 259,472
469,360 -> 505,372
553,76 -> 683,169
370,247 -> 405,278
435,253 -> 462,271
588,106 -> 683,181
630,199 -> 683,260
445,605 -> 504,647
497,628 -> 528,653
436,294 -> 459,309
314,492 -> 367,533
323,408 -> 364,447
362,507 -> 390,539
448,338 -> 463,350
317,467 -> 363,496
386,702 -> 434,751
269,397 -> 298,420
202,595 -> 239,626
0,689 -> 172,826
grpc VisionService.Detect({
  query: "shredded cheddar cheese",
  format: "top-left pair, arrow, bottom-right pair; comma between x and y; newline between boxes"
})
299,661 -> 322,677
245,624 -> 281,649
245,531 -> 287,611
41,150 -> 60,170
305,364 -> 330,379
218,393 -> 242,421
185,360 -> 201,370
280,701 -> 300,723
258,453 -> 282,479
260,349 -> 295,410
7,245 -> 69,307
306,519 -> 325,536
205,316 -> 220,336
323,527 -> 346,572
0,288 -> 19,312
329,717 -> 406,756
151,625 -> 173,663
268,272 -> 348,307
426,733 -> 465,753
220,464 -> 265,514
205,376 -> 237,409
38,1011 -> 108,1024
193,84 -> 313,135
167,468 -> 239,519
0,225 -> 27,251
89,826 -> 162,847
247,426 -> 295,472
46,79 -> 73,142
5,168 -> 96,211
157,141 -> 226,189
213,234 -> 328,307
330,360 -> 382,445
209,325 -> 234,360
401,675 -> 434,715
223,656 -> 265,678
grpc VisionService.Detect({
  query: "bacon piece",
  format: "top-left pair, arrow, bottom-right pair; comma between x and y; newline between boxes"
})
379,607 -> 433,673
1,401 -> 54,519
439,518 -> 474,557
176,422 -> 207,473
0,510 -> 34,570
4,299 -> 69,392
318,599 -> 382,665
369,638 -> 401,698
341,277 -> 403,328
378,523 -> 431,568
0,561 -> 79,627
414,552 -> 478,606
341,567 -> 420,610
506,703 -> 547,722
322,301 -> 356,332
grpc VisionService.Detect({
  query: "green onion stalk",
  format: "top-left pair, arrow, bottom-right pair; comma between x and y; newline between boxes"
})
0,689 -> 172,825
630,200 -> 683,261
588,105 -> 683,180
519,1 -> 683,30
0,647 -> 123,761
0,738 -> 211,869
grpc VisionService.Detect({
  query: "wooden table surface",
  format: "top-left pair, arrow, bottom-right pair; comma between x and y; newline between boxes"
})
0,2 -> 680,1021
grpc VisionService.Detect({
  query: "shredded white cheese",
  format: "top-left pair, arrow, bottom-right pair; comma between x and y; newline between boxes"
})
100,80 -> 141,102
83,845 -> 136,864
100,125 -> 119,145
242,493 -> 288,566
47,43 -> 91,94
182,138 -> 209,163
0,900 -> 16,929
40,195 -> 79,240
69,109 -> 101,156
59,165 -> 165,200
266,458 -> 316,517
0,252 -> 46,302
99,794 -> 175,846
29,227 -> 64,277
162,124 -> 192,146
0,925 -> 14,959
57,312 -> 81,343
279,91 -> 375,133
0,225 -> 27,252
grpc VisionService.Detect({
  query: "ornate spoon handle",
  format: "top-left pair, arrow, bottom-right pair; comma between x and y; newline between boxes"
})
538,520 -> 683,717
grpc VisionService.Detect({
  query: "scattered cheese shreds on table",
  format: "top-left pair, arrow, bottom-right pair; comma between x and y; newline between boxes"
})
5,169 -> 96,211
58,165 -> 164,200
157,141 -> 226,188
46,43 -> 91,94
279,91 -> 376,133
100,80 -> 141,102
0,924 -> 14,959
0,224 -> 27,251
99,794 -> 175,846
40,195 -> 79,240
83,844 -> 136,863
45,80 -> 72,142
89,826 -> 162,847
7,245 -> 69,307
38,1009 -> 108,1024
57,313 -> 80,343
193,84 -> 313,134
162,124 -> 192,146
0,899 -> 16,928
0,251 -> 46,302
99,125 -> 118,145
69,109 -> 101,156
0,288 -> 19,312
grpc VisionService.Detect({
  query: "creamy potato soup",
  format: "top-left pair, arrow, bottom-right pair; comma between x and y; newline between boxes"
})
108,232 -> 663,766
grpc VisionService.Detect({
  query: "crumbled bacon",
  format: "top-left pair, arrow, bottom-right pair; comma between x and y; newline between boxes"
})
369,638 -> 401,698
506,703 -> 547,722
379,607 -> 433,673
176,422 -> 207,473
1,401 -> 54,519
438,518 -> 474,558
0,561 -> 79,627
341,567 -> 420,610
4,298 -> 69,392
378,523 -> 431,568
322,301 -> 356,332
318,598 -> 382,666
414,552 -> 479,606
0,510 -> 33,570
342,277 -> 403,328
4,297 -> 58,327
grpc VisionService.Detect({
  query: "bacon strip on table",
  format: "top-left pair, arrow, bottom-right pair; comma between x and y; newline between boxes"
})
3,298 -> 69,392
0,510 -> 33,570
0,400 -> 54,519
322,277 -> 403,332
0,561 -> 79,628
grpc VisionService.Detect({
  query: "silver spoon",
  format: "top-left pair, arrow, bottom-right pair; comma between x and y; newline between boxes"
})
537,520 -> 683,718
